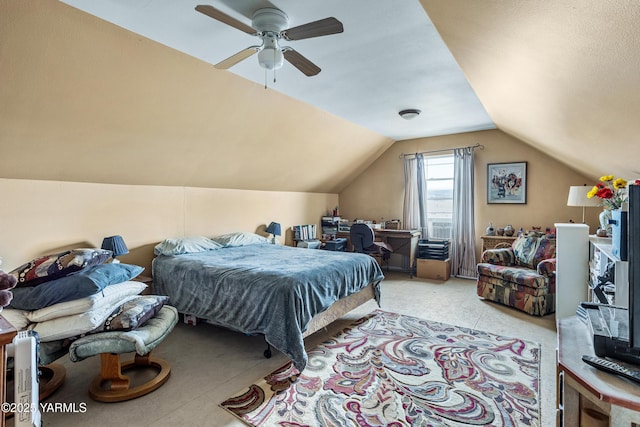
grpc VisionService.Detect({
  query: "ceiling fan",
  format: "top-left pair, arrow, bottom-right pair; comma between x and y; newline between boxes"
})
195,5 -> 343,77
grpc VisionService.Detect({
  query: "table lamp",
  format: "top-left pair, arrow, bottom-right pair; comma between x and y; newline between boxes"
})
567,185 -> 600,223
101,235 -> 129,263
265,222 -> 281,244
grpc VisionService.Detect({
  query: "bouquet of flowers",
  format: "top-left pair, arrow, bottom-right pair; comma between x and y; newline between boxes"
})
587,175 -> 628,210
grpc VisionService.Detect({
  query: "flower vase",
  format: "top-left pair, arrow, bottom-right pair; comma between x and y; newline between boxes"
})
599,209 -> 613,236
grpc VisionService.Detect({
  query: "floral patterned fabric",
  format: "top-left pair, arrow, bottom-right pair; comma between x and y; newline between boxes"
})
477,235 -> 556,316
10,249 -> 113,287
512,233 -> 556,269
221,310 -> 541,426
477,276 -> 555,316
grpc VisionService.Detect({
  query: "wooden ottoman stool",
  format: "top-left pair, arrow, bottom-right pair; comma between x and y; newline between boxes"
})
68,305 -> 178,402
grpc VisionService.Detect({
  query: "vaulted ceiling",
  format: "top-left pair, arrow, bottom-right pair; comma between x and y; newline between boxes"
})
422,0 -> 640,180
1,1 -> 639,194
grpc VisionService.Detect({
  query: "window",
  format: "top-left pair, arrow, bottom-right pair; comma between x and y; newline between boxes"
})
423,155 -> 454,239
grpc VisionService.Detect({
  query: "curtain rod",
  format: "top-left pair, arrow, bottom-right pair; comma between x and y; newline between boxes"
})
399,143 -> 484,159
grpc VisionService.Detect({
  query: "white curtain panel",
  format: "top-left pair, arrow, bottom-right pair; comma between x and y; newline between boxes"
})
403,154 -> 428,238
451,147 -> 477,278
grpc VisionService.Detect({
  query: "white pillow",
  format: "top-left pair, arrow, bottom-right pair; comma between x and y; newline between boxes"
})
32,295 -> 140,342
211,232 -> 270,247
2,308 -> 29,331
25,280 -> 147,323
154,236 -> 223,256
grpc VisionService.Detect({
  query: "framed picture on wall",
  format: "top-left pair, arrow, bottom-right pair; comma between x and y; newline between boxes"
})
487,162 -> 527,204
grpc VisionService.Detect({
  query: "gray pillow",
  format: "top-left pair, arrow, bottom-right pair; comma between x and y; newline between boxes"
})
211,232 -> 270,247
154,236 -> 223,256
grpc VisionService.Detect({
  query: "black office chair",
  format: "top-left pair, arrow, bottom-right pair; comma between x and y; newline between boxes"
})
350,224 -> 392,267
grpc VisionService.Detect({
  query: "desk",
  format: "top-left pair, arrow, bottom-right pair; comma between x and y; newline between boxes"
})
557,317 -> 640,426
338,229 -> 421,276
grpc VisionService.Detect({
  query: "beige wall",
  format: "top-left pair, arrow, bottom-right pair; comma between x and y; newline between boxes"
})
339,129 -> 599,261
0,1 -> 393,194
0,178 -> 337,273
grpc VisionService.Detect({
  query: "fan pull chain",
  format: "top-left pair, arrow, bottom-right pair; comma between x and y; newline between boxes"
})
273,48 -> 277,84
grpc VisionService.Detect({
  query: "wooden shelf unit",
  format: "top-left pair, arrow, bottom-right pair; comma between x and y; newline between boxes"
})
589,237 -> 629,307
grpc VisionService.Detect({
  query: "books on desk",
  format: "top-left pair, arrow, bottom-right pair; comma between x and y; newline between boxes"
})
293,224 -> 317,241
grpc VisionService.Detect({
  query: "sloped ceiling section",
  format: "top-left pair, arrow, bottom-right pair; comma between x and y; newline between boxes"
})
57,0 -> 495,141
0,1 -> 393,193
421,0 -> 640,180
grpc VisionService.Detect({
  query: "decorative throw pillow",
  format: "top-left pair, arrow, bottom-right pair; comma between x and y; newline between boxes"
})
531,237 -> 556,267
513,235 -> 539,268
9,263 -> 144,311
10,248 -> 113,287
100,295 -> 169,332
513,234 -> 556,269
211,232 -> 270,247
154,236 -> 223,256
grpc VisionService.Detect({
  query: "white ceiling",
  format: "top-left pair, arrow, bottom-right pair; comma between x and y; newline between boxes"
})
60,0 -> 495,141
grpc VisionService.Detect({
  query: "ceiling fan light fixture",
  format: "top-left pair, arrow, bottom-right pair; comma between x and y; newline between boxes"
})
258,47 -> 284,70
399,109 -> 421,120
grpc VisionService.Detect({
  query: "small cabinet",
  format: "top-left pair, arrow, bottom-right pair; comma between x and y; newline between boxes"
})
589,238 -> 629,307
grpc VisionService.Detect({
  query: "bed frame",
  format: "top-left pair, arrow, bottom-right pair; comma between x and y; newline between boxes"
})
303,283 -> 376,338
261,283 -> 377,358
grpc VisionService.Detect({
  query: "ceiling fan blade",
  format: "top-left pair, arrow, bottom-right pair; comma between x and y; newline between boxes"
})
283,17 -> 344,41
283,49 -> 321,76
215,47 -> 259,69
195,5 -> 256,35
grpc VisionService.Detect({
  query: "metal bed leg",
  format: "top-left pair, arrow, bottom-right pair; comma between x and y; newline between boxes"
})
263,339 -> 272,359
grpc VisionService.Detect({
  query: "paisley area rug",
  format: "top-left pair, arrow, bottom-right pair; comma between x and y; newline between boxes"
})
220,310 -> 540,426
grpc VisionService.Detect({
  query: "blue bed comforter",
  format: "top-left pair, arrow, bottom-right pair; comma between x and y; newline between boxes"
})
152,244 -> 383,371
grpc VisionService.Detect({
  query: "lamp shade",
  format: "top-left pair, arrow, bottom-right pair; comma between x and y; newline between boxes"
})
567,186 -> 600,207
101,235 -> 129,257
265,222 -> 281,236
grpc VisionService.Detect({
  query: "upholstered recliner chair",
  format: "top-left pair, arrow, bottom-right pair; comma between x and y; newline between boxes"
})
476,232 -> 556,316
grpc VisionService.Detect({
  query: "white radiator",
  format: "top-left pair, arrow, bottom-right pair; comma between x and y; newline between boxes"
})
7,330 -> 41,427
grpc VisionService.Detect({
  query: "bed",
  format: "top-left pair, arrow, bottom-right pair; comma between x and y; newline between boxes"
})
151,234 -> 384,372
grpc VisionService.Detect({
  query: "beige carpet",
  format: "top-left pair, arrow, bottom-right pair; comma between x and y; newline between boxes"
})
16,271 -> 557,427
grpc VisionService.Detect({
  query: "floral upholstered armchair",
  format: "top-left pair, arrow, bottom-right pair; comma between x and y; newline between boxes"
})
476,232 -> 556,316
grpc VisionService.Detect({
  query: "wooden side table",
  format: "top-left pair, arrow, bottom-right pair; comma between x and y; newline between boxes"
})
480,235 -> 517,251
557,317 -> 640,426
